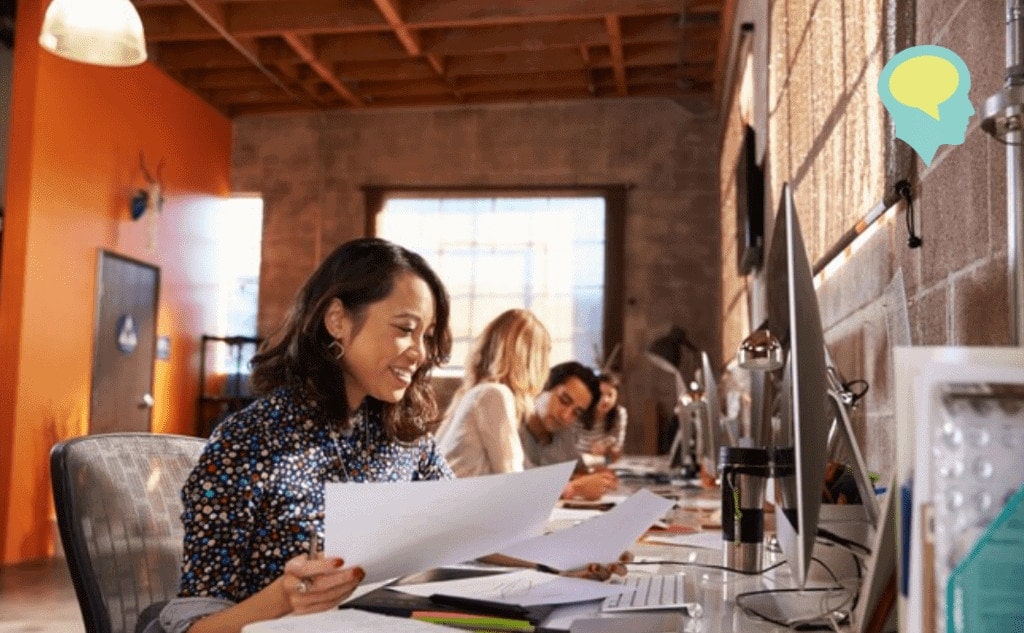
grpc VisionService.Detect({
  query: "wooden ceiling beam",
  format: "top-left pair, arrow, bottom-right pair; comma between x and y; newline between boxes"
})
217,0 -> 682,36
604,15 -> 627,96
621,15 -> 717,43
139,0 -> 725,115
315,33 -> 413,63
137,5 -> 221,42
589,40 -> 717,67
334,59 -> 441,83
358,79 -> 457,99
460,86 -> 593,104
226,0 -> 391,37
183,66 -> 290,90
148,40 -> 254,71
359,94 -> 461,108
454,70 -> 589,93
228,102 -> 324,117
179,0 -> 303,102
421,20 -> 607,56
446,49 -> 587,76
281,32 -> 365,107
370,0 -> 446,77
206,86 -> 309,105
404,0 -> 683,27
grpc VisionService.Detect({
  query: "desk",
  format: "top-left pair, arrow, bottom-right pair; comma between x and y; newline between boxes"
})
540,541 -> 855,632
538,467 -> 858,633
247,463 -> 864,633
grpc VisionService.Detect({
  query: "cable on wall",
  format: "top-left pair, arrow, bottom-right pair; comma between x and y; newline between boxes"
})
894,179 -> 922,249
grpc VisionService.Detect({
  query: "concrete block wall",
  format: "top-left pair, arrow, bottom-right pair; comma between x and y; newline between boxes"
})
718,0 -> 1012,479
233,98 -> 721,453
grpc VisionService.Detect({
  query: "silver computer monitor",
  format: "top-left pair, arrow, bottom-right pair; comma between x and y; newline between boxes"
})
696,351 -> 724,477
765,183 -> 832,588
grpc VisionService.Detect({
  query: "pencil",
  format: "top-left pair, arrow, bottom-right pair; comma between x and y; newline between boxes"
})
309,525 -> 321,559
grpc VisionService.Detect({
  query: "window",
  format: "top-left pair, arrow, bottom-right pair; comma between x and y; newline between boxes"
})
210,195 -> 263,373
376,195 -> 606,370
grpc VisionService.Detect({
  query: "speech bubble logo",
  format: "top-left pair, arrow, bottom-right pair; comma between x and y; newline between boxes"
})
879,45 -> 974,166
888,55 -> 959,120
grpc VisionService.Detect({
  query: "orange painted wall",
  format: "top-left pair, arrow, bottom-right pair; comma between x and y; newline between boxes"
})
0,0 -> 233,563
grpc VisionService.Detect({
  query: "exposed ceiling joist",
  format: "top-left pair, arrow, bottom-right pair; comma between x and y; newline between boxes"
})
133,0 -> 728,117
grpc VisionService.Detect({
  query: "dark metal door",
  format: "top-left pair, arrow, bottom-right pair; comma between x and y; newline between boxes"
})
89,250 -> 160,434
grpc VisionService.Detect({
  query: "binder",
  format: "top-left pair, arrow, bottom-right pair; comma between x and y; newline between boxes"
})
341,567 -> 555,625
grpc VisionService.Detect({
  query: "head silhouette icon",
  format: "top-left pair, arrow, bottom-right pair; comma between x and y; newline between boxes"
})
879,45 -> 974,165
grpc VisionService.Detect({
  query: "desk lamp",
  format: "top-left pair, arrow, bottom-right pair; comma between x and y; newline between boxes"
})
735,323 -> 781,446
735,326 -> 880,523
645,326 -> 702,475
737,325 -> 784,371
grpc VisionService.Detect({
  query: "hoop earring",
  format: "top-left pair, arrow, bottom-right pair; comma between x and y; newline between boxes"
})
328,339 -> 345,360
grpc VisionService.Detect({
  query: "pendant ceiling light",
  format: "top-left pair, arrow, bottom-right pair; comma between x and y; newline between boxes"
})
39,0 -> 147,67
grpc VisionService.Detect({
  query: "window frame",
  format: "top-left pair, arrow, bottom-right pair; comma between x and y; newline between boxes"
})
363,184 -> 626,371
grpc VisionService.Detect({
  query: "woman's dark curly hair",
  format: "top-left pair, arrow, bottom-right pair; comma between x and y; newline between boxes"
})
250,238 -> 452,442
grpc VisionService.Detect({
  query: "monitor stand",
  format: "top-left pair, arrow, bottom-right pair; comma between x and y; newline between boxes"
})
668,398 -> 700,479
827,389 -> 880,525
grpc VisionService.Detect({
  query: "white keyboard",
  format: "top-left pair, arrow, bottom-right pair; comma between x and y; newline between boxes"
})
600,574 -> 690,612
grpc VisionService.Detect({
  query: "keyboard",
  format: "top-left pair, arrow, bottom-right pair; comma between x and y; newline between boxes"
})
600,574 -> 690,613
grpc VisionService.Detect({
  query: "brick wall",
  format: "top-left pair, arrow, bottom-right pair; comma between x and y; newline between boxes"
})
718,0 -> 1011,477
233,98 -> 721,453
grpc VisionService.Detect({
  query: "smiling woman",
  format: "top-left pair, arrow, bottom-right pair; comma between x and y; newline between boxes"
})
144,238 -> 456,633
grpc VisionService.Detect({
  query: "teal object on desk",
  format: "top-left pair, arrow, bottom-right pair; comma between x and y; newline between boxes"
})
947,482 -> 1024,633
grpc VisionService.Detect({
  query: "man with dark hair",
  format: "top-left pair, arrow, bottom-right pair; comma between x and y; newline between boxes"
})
520,361 -> 617,499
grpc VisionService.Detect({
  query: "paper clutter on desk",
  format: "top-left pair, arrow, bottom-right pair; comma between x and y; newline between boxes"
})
499,489 -> 675,571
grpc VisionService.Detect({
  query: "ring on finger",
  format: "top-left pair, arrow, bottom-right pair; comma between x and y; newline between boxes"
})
295,578 -> 311,594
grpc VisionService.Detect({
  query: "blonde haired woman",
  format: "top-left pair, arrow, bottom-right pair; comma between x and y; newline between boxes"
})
435,309 -> 551,477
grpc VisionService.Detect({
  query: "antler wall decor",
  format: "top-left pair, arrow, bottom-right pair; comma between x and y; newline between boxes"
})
130,151 -> 165,221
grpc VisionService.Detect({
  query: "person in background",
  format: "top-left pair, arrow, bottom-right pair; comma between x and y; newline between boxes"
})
575,372 -> 628,464
151,238 -> 454,633
520,361 -> 619,500
435,309 -> 551,477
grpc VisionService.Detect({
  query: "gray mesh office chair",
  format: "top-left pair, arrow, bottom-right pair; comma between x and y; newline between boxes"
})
50,432 -> 206,633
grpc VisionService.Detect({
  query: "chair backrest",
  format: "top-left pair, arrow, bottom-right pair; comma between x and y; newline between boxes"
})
51,432 -> 207,633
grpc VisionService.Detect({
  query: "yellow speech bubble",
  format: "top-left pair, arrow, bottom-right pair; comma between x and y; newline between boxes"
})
888,55 -> 960,120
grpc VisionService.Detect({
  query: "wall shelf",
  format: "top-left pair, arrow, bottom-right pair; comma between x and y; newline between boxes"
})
197,334 -> 261,436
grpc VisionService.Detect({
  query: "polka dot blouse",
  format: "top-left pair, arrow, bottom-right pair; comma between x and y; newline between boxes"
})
177,386 -> 453,602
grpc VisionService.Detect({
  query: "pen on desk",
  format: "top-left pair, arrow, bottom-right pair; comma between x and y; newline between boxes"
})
428,593 -> 530,620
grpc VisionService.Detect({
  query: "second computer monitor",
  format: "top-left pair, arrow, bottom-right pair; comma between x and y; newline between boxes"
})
697,351 -> 724,477
766,183 -> 832,588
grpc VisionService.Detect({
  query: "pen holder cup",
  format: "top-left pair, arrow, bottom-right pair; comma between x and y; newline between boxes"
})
720,446 -> 770,573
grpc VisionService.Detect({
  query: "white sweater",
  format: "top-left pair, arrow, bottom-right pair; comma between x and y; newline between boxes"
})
435,382 -> 526,477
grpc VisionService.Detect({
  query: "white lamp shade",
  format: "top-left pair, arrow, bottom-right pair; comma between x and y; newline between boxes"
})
39,0 -> 147,67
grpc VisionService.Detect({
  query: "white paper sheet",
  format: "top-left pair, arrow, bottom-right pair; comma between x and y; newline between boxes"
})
324,460 -> 575,582
392,568 -> 631,606
241,608 -> 449,633
498,489 -> 675,570
547,507 -> 605,525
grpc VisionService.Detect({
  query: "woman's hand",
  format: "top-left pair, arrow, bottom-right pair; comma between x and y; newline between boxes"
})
560,551 -> 633,581
605,445 -> 623,463
280,554 -> 365,615
562,471 -> 618,500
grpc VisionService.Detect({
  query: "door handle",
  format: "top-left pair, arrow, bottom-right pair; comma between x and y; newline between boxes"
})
139,393 -> 155,409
